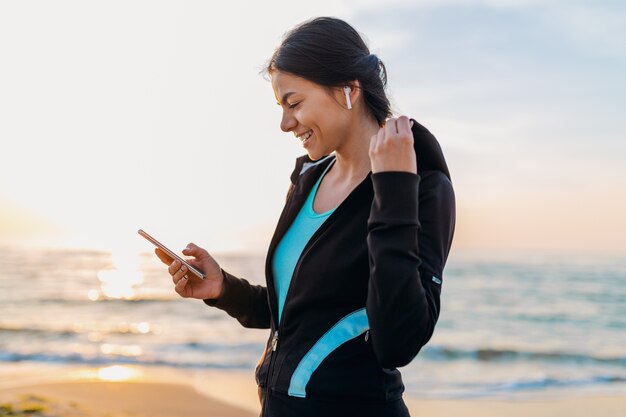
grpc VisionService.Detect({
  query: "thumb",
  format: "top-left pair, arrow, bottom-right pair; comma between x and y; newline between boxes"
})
182,242 -> 202,257
186,257 -> 202,269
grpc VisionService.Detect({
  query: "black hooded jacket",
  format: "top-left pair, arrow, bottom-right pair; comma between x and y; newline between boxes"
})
204,119 -> 456,416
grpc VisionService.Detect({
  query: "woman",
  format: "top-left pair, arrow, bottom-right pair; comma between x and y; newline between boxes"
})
157,16 -> 455,417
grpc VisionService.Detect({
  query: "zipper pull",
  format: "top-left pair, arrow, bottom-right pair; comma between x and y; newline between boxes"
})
272,330 -> 279,351
364,330 -> 370,342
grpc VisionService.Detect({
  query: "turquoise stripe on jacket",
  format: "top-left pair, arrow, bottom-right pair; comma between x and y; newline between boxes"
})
288,308 -> 370,398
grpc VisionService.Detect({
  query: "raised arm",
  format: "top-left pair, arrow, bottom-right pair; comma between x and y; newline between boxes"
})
366,116 -> 455,368
366,170 -> 455,368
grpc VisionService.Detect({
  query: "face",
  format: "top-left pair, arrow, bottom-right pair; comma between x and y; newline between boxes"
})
271,70 -> 350,161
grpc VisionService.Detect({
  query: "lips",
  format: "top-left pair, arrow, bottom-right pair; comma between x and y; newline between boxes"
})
297,130 -> 313,142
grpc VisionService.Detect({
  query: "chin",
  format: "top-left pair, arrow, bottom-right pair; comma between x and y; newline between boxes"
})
306,146 -> 332,161
306,151 -> 326,161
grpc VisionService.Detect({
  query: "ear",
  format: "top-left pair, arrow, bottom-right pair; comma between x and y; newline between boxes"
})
333,80 -> 361,109
345,80 -> 361,104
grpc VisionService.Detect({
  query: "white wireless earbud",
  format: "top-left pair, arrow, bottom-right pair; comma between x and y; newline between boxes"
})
343,86 -> 352,110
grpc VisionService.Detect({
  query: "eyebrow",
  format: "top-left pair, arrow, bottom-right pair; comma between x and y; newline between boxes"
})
276,92 -> 296,106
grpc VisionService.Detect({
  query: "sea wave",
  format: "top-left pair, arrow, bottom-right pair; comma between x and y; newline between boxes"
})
428,374 -> 626,398
422,345 -> 626,365
3,348 -> 626,397
0,350 -> 252,370
2,296 -> 180,306
42,296 -> 177,304
0,323 -> 161,337
409,375 -> 626,399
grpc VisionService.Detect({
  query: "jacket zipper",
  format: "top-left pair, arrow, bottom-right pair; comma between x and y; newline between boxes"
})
262,158 -> 342,414
263,185 -> 297,416
261,329 -> 279,417
272,330 -> 279,351
263,228 -> 327,416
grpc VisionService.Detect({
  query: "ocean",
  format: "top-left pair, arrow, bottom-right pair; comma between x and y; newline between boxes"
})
1,245 -> 625,399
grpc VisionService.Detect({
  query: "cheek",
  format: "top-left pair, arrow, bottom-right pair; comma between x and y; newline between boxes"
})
305,99 -> 341,137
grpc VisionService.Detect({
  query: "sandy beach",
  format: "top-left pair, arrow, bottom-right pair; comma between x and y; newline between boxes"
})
0,365 -> 624,417
0,381 -> 256,417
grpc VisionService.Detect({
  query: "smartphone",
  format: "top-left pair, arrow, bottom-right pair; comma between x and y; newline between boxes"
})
137,229 -> 205,280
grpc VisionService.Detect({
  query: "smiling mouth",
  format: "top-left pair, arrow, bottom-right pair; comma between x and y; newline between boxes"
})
297,130 -> 313,142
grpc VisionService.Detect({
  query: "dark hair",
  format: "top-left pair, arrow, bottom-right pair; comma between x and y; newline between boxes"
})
262,17 -> 391,126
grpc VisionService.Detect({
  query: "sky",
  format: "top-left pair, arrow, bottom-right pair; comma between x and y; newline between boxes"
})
1,0 -> 625,259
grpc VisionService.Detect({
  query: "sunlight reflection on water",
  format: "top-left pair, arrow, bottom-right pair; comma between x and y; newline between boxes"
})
97,365 -> 142,381
92,251 -> 143,300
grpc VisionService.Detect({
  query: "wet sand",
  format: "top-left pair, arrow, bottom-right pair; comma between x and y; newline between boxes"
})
0,367 -> 624,417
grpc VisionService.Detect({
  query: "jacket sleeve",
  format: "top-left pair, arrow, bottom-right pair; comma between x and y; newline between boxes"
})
202,155 -> 309,329
203,268 -> 271,329
366,170 -> 456,368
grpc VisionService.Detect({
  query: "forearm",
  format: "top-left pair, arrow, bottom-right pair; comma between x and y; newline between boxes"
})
203,268 -> 271,329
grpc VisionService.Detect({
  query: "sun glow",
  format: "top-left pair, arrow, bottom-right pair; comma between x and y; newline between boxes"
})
90,250 -> 144,300
96,365 -> 142,382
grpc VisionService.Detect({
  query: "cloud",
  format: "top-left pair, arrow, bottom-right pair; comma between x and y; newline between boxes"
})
349,2 -> 626,150
346,2 -> 626,255
546,3 -> 626,60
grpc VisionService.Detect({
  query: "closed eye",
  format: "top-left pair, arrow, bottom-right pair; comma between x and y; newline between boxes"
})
288,102 -> 300,109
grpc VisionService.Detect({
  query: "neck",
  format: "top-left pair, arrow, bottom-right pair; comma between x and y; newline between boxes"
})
331,115 -> 380,184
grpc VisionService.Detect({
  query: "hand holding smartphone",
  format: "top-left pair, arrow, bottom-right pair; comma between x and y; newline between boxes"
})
138,229 -> 205,280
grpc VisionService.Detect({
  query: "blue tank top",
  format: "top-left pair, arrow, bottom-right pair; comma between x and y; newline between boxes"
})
272,158 -> 337,323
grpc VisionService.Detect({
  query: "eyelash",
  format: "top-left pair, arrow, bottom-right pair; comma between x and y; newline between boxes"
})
288,102 -> 300,109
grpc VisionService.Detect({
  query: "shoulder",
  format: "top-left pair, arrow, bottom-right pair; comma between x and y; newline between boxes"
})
411,118 -> 455,213
419,170 -> 455,200
418,170 -> 456,226
410,118 -> 452,182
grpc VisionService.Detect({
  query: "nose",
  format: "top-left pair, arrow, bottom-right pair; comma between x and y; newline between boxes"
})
280,110 -> 297,133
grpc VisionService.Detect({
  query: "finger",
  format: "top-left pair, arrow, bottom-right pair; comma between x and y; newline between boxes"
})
175,274 -> 189,296
168,259 -> 182,276
155,248 -> 173,265
186,257 -> 202,269
384,117 -> 398,139
172,263 -> 188,285
182,242 -> 203,257
397,116 -> 413,137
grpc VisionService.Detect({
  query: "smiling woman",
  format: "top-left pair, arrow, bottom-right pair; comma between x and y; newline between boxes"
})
153,16 -> 456,417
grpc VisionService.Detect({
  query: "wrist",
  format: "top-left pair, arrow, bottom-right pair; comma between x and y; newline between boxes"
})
214,268 -> 226,299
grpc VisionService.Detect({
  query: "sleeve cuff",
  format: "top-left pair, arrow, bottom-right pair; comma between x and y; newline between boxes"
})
370,171 -> 420,223
203,268 -> 229,308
